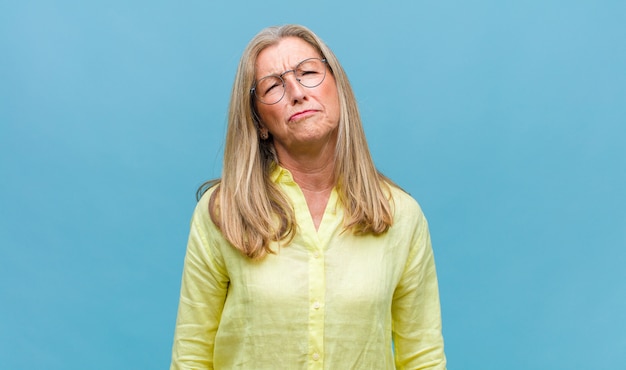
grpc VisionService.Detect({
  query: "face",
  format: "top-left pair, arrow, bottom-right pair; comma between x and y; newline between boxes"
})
254,37 -> 340,159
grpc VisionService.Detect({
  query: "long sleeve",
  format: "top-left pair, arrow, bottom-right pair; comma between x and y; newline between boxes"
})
171,197 -> 229,370
392,205 -> 446,369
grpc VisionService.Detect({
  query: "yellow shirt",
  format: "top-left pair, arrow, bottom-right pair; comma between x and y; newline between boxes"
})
171,167 -> 446,369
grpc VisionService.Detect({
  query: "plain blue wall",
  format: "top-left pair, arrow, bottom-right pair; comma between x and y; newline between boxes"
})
1,1 -> 625,369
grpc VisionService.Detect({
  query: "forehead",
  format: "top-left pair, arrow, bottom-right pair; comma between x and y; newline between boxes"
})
255,37 -> 321,77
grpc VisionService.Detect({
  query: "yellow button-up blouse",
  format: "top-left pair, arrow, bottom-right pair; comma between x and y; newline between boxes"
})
171,167 -> 446,369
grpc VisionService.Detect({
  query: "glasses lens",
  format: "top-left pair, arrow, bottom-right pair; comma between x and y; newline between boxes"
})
255,76 -> 284,104
295,58 -> 326,88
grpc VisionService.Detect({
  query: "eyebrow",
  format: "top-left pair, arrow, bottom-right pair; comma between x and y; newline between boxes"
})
257,57 -> 321,79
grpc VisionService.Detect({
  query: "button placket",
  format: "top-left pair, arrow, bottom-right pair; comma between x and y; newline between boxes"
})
308,243 -> 324,369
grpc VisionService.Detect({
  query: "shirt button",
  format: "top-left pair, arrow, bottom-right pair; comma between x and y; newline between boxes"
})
313,251 -> 320,258
312,353 -> 320,361
313,301 -> 321,310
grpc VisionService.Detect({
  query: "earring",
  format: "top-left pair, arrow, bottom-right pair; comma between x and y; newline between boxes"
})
260,129 -> 269,140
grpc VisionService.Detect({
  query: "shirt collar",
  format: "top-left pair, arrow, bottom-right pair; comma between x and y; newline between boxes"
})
269,163 -> 295,184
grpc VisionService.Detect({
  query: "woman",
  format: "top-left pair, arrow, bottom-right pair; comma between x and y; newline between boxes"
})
171,24 -> 446,369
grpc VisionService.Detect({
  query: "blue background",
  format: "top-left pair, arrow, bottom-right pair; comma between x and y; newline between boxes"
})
1,1 -> 625,369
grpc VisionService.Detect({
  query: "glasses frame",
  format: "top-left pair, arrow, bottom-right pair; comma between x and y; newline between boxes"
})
250,58 -> 328,105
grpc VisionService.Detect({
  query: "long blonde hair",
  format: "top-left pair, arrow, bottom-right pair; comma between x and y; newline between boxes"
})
202,24 -> 393,258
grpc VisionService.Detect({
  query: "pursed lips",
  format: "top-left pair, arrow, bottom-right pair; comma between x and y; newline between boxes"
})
288,109 -> 318,122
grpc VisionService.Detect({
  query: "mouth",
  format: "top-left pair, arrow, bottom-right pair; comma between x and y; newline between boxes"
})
289,109 -> 317,122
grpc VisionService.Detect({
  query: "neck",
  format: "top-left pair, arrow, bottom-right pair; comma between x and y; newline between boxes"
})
278,151 -> 336,192
274,132 -> 338,191
277,149 -> 336,231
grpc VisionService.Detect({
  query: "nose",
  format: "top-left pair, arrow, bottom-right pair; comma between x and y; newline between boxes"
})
282,72 -> 306,103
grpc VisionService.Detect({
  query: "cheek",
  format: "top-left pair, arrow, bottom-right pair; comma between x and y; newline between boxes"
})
325,86 -> 341,121
256,104 -> 280,126
322,77 -> 340,114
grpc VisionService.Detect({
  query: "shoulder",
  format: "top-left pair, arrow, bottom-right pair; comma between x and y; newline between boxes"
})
386,184 -> 426,223
187,183 -> 237,265
190,183 -> 222,237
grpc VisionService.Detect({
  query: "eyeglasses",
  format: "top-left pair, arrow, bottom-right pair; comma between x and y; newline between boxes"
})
251,58 -> 328,105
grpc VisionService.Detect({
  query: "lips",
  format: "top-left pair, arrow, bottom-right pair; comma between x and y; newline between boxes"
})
289,109 -> 317,122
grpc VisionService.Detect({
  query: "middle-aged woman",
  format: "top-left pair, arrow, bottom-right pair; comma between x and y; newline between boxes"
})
171,24 -> 446,369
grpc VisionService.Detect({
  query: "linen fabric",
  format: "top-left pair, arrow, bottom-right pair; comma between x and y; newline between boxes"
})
171,166 -> 446,369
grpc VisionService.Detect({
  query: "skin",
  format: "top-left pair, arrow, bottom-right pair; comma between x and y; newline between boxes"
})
255,37 -> 341,229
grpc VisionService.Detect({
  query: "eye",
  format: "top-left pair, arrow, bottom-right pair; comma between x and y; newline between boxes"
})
257,76 -> 283,97
295,59 -> 326,87
264,82 -> 280,95
296,59 -> 324,78
297,65 -> 320,76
